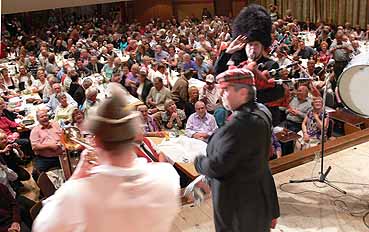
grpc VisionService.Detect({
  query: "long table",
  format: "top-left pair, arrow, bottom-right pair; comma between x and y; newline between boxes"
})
148,137 -> 199,179
6,94 -> 46,131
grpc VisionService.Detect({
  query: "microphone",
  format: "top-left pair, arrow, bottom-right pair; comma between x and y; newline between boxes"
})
268,61 -> 301,76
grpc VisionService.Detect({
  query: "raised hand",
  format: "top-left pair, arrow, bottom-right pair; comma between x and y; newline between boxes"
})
225,35 -> 247,54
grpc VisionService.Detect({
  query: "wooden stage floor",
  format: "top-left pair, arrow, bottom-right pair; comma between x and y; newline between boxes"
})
171,141 -> 369,232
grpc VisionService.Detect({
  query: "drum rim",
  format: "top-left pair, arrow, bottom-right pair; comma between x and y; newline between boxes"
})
337,65 -> 369,118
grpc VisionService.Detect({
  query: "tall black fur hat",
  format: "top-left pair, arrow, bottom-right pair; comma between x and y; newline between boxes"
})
232,4 -> 272,48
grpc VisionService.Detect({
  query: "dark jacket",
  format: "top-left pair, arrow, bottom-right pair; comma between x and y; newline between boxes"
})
86,62 -> 104,74
75,67 -> 92,78
195,102 -> 280,232
171,76 -> 189,110
68,83 -> 85,107
140,78 -> 153,103
0,183 -> 21,232
184,101 -> 196,118
64,51 -> 80,61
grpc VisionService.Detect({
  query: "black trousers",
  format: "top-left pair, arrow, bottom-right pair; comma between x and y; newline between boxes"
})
34,156 -> 61,172
16,195 -> 35,229
285,120 -> 302,133
333,60 -> 349,90
268,106 -> 281,127
174,165 -> 192,188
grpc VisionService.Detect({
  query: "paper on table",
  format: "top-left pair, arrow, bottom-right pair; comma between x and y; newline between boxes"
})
156,135 -> 207,164
273,126 -> 284,133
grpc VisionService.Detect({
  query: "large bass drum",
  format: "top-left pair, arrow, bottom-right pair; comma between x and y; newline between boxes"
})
337,53 -> 369,117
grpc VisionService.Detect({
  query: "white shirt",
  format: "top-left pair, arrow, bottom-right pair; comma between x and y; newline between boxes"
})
148,69 -> 162,82
33,158 -> 180,232
137,83 -> 144,99
32,79 -> 46,92
200,85 -> 221,112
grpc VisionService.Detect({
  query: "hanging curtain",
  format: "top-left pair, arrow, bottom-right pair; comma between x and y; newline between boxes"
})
262,0 -> 367,28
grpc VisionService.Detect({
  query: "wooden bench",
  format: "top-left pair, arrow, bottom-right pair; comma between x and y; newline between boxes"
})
330,110 -> 366,131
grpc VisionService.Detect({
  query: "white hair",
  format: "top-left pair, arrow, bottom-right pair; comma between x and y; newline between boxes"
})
86,87 -> 98,98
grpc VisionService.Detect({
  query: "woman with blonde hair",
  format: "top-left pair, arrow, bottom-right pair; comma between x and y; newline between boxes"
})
296,98 -> 329,150
161,99 -> 186,129
54,93 -> 77,124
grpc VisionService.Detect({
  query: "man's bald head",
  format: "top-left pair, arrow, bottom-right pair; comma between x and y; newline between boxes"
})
297,85 -> 309,101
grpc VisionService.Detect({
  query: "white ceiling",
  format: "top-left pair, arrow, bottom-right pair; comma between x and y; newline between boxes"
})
1,0 -> 132,14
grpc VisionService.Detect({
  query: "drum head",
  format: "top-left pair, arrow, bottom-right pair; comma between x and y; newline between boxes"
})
338,65 -> 369,117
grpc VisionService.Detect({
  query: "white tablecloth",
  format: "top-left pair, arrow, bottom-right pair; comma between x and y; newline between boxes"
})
12,94 -> 46,129
298,31 -> 316,47
0,61 -> 17,75
156,135 -> 207,164
169,70 -> 206,90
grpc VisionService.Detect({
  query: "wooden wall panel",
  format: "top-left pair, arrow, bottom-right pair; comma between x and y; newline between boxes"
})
351,0 -> 356,24
232,0 -> 247,17
214,0 -> 232,16
7,0 -> 368,28
175,0 -> 214,20
1,0 -> 131,14
346,0 -> 352,25
133,0 -> 173,22
365,0 -> 369,23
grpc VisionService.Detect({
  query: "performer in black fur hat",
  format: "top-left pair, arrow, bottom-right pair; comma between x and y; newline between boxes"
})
214,4 -> 285,125
215,4 -> 274,71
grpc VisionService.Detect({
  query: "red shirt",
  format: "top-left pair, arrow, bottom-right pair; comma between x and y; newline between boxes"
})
0,42 -> 7,59
30,122 -> 63,157
134,137 -> 159,162
0,116 -> 19,136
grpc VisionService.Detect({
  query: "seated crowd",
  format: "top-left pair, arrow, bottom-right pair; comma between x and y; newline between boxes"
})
0,5 -> 368,231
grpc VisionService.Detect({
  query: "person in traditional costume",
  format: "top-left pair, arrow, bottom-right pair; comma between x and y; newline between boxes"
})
194,68 -> 280,232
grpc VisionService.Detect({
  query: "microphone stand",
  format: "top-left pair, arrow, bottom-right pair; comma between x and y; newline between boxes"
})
283,54 -> 314,80
289,68 -> 347,194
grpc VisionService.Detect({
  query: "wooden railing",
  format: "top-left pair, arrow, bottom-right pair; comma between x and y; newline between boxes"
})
269,128 -> 369,174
